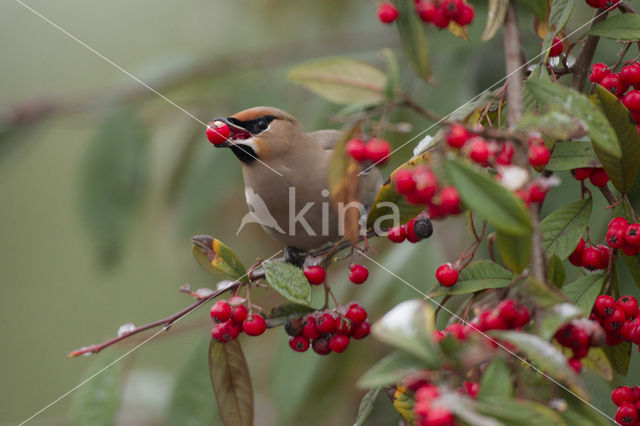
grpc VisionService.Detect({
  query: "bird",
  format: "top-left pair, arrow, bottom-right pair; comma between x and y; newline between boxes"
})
210,106 -> 381,254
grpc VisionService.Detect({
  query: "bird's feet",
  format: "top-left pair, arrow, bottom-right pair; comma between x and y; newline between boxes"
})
284,246 -> 306,267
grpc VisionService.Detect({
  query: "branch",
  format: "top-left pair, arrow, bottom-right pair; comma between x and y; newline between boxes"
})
503,1 -> 524,127
571,10 -> 608,91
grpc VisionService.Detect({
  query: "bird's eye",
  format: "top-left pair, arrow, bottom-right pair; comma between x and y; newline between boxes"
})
255,119 -> 269,132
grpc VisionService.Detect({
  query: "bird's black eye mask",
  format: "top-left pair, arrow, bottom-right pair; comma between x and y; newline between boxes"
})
227,115 -> 276,135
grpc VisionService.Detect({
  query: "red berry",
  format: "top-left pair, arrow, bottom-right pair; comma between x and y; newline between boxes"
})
416,0 -> 437,23
454,3 -> 474,26
231,304 -> 248,323
548,36 -> 563,57
618,296 -> 639,317
621,63 -> 640,86
329,334 -> 350,353
441,0 -> 463,18
581,246 -> 602,271
603,308 -> 626,333
497,300 -> 518,324
365,138 -> 392,164
446,124 -> 469,148
346,303 -> 368,324
589,63 -> 610,83
206,121 -> 230,145
589,168 -> 609,187
607,227 -> 626,248
210,300 -> 232,322
304,265 -> 326,285
600,73 -> 624,96
528,184 -> 547,203
568,357 -> 582,373
599,0 -> 620,10
311,336 -> 331,355
435,263 -> 459,287
623,90 -> 640,112
394,169 -> 416,194
594,295 -> 617,318
613,387 -> 635,406
349,264 -> 369,284
346,138 -> 367,162
377,2 -> 398,24
568,238 -> 586,267
469,137 -> 489,163
463,381 -> 479,398
288,335 -> 310,352
528,143 -> 551,168
625,224 -> 640,246
615,402 -> 638,425
513,306 -> 531,328
426,407 -> 455,425
242,314 -> 267,336
438,186 -> 460,215
596,244 -> 611,270
496,142 -> 514,165
431,6 -> 451,28
408,166 -> 438,204
586,0 -> 600,7
622,244 -> 640,256
610,216 -> 630,231
211,320 -> 241,342
572,167 -> 593,181
317,312 -> 337,334
387,226 -> 407,243
351,320 -> 371,339
302,317 -> 321,340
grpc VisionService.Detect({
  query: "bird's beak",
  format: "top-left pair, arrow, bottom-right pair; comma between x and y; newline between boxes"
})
210,117 -> 253,148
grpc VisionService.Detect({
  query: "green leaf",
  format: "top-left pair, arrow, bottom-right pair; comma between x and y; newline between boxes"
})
393,0 -> 431,81
367,153 -> 430,229
80,108 -> 148,267
519,0 -> 548,21
587,13 -> 640,41
482,0 -> 509,41
70,352 -> 122,426
621,252 -> 640,291
354,388 -> 382,426
167,339 -> 218,426
562,273 -> 606,315
547,254 -> 566,288
391,387 -> 416,425
445,157 -> 532,235
429,261 -> 512,297
265,302 -> 315,327
523,64 -> 551,112
536,303 -> 582,340
540,198 -> 592,260
602,341 -> 632,375
582,347 -> 613,381
381,48 -> 400,100
192,235 -> 248,283
209,339 -> 253,426
593,84 -> 640,193
546,142 -> 598,171
488,330 -> 587,399
496,230 -> 532,273
288,56 -> 386,105
517,108 -> 587,141
475,396 -> 567,425
262,260 -> 312,306
542,0 -> 576,58
357,351 -> 425,388
435,393 -> 502,426
521,277 -> 568,308
478,357 -> 513,400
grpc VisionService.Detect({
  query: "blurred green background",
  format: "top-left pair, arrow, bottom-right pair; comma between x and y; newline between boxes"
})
1,0 -> 639,425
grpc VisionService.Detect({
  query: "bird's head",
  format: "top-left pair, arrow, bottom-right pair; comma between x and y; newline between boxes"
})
213,106 -> 303,165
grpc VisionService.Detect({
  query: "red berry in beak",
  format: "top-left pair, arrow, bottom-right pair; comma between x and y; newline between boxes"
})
206,120 -> 230,145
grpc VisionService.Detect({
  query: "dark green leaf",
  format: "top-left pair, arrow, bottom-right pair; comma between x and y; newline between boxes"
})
582,347 -> 613,381
536,303 -> 582,340
621,252 -> 640,291
478,357 -> 513,400
496,230 -> 532,273
547,254 -> 566,288
540,198 -> 592,260
475,396 -> 566,425
488,330 -> 587,399
192,235 -> 248,283
524,64 -> 551,112
546,142 -> 598,171
482,0 -> 509,41
288,57 -> 386,105
167,339 -> 218,426
262,260 -> 312,306
593,84 -> 640,193
517,108 -> 587,141
70,352 -> 122,426
542,0 -> 576,57
266,302 -> 316,327
209,340 -> 253,426
521,277 -> 568,307
602,341 -> 631,375
519,0 -> 548,20
393,0 -> 431,81
357,351 -> 425,388
587,13 -> 640,41
430,261 -> 512,297
80,108 -> 148,267
562,273 -> 606,315
445,157 -> 532,235
381,48 -> 400,100
354,388 -> 382,426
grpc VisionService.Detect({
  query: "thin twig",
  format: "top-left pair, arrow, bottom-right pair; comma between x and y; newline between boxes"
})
571,10 -> 608,91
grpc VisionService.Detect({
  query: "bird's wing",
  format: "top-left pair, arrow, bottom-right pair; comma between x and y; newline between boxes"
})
308,129 -> 344,151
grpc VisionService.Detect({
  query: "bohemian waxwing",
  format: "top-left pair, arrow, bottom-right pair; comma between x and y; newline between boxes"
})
212,106 -> 382,252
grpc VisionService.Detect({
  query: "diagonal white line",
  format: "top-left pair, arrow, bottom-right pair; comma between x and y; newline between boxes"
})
15,0 -> 284,177
17,250 -> 282,425
359,5 -> 619,176
359,251 -> 616,424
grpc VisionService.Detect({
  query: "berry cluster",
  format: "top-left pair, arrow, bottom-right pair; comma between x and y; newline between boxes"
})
206,120 -> 230,145
568,238 -> 611,271
415,0 -> 475,29
606,217 -> 640,256
210,299 -> 267,342
393,165 -> 461,218
304,264 -> 371,285
387,215 -> 434,243
590,294 -> 639,347
286,303 -> 370,354
554,319 -> 605,373
571,167 -> 611,187
413,384 -> 456,426
611,386 -> 640,425
590,61 -> 640,131
346,137 -> 392,165
585,0 -> 620,10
